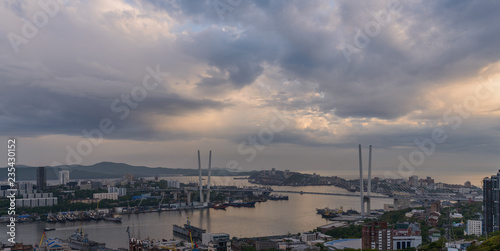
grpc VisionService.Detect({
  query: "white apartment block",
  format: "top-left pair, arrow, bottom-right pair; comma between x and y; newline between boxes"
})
59,170 -> 70,185
16,197 -> 58,208
466,220 -> 482,236
107,186 -> 127,196
93,192 -> 119,200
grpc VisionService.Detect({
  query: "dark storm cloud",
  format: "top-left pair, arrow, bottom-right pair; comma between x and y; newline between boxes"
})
0,83 -> 225,139
178,27 -> 279,90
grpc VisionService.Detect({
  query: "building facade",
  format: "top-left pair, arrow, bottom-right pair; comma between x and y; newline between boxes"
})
93,193 -> 119,200
108,186 -> 127,196
392,222 -> 422,250
362,222 -> 393,251
16,197 -> 58,207
59,170 -> 70,185
466,220 -> 483,236
483,171 -> 500,235
202,233 -> 231,251
37,166 -> 47,190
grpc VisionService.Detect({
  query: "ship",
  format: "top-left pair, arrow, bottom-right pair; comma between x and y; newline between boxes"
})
104,213 -> 122,223
320,207 -> 343,218
63,227 -> 106,251
173,218 -> 206,240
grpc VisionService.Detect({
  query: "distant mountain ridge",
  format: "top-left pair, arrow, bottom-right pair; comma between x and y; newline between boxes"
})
0,162 -> 254,181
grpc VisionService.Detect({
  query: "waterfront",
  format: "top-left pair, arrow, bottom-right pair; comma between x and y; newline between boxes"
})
1,177 -> 392,249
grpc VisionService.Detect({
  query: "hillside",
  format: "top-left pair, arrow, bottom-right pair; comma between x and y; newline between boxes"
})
0,162 -> 255,180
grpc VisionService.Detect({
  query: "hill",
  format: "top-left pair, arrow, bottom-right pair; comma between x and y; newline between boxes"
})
0,162 -> 254,180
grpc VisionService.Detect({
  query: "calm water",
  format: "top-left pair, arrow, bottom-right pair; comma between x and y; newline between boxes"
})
2,177 -> 392,249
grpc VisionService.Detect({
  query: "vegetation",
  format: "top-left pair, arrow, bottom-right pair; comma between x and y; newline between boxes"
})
378,207 -> 413,223
467,232 -> 500,250
324,224 -> 363,239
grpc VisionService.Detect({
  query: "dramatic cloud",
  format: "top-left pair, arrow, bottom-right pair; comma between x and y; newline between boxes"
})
1,0 -> 500,181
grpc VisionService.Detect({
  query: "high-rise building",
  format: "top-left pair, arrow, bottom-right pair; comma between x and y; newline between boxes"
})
362,222 -> 393,250
59,170 -> 70,185
37,166 -> 47,190
483,171 -> 500,235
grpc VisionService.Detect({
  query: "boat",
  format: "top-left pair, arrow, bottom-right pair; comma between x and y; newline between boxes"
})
43,228 -> 55,231
321,207 -> 343,218
228,201 -> 242,207
63,227 -> 106,251
46,214 -> 57,223
212,204 -> 227,210
268,195 -> 289,200
316,207 -> 331,214
321,212 -> 339,218
241,201 -> 256,207
104,213 -> 122,223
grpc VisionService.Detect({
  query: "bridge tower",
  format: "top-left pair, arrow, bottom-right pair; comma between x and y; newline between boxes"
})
206,150 -> 212,204
198,150 -> 204,203
359,144 -> 372,218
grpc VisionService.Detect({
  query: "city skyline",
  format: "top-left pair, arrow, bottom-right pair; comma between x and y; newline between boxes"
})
1,1 -> 500,180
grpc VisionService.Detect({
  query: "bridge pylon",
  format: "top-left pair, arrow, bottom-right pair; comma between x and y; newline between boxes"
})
359,144 -> 372,218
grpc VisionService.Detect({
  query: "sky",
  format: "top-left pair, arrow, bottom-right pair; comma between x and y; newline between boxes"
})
1,0 -> 500,184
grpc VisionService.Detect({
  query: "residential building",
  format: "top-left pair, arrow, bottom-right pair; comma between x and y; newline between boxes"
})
93,193 -> 118,200
37,166 -> 47,190
483,171 -> 500,235
167,180 -> 180,188
108,186 -> 127,196
459,187 -> 471,194
16,197 -> 57,207
300,232 -> 316,242
59,170 -> 70,185
362,222 -> 393,251
428,215 -> 439,227
429,233 -> 441,242
466,220 -> 482,236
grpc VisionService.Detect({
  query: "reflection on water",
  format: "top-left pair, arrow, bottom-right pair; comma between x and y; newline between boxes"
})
2,177 -> 392,249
